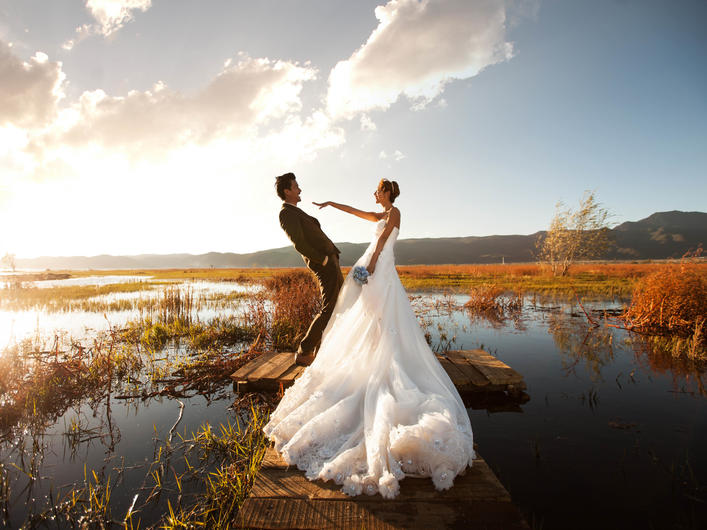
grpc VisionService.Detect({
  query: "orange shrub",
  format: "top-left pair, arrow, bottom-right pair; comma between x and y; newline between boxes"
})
622,264 -> 706,340
265,270 -> 321,351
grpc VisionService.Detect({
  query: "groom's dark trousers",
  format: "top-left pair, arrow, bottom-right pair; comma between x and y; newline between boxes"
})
279,203 -> 344,355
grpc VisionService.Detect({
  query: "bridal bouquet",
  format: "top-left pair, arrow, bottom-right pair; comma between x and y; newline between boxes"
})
352,265 -> 369,285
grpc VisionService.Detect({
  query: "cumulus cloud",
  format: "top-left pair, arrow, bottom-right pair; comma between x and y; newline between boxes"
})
0,42 -> 66,128
0,43 -> 343,181
87,0 -> 152,36
62,0 -> 152,48
44,54 -> 319,154
327,0 -> 514,118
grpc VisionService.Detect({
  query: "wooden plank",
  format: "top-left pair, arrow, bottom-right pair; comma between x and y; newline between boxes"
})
239,497 -> 396,529
259,353 -> 297,382
248,352 -> 295,381
251,462 -> 510,503
239,498 -> 528,529
435,356 -> 473,387
277,363 -> 305,385
458,349 -> 524,386
233,349 -> 526,400
231,351 -> 278,381
251,468 -> 349,500
261,446 -> 289,469
445,351 -> 490,388
256,448 -> 509,502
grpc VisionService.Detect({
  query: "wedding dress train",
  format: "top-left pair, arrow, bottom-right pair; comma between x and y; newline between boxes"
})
263,220 -> 475,499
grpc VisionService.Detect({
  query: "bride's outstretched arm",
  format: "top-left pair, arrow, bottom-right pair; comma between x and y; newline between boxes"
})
312,201 -> 385,222
367,208 -> 401,275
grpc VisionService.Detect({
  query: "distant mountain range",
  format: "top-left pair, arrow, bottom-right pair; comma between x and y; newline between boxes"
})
15,211 -> 706,270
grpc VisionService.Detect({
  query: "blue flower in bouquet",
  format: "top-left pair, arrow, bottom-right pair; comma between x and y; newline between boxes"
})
352,265 -> 369,285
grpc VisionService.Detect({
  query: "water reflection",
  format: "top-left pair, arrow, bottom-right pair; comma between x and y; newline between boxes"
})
0,287 -> 705,528
546,310 -> 616,382
0,279 -> 261,348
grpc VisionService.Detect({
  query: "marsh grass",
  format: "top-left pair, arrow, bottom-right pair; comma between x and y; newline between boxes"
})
464,284 -> 523,323
41,262 -> 698,297
0,281 -> 157,312
396,262 -> 695,296
160,402 -> 270,528
622,264 -> 707,359
265,270 -> 320,351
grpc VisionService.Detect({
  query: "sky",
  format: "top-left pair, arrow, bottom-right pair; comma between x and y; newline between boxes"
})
0,0 -> 705,258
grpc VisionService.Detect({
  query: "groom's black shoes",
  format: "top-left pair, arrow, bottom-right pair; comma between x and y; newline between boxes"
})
294,351 -> 316,366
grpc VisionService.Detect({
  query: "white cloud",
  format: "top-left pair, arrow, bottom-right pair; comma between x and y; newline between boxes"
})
0,42 -> 66,128
86,0 -> 152,36
62,24 -> 93,51
43,54 -> 319,155
360,114 -> 377,131
327,0 -> 514,118
61,0 -> 152,48
0,42 -> 343,183
379,149 -> 405,161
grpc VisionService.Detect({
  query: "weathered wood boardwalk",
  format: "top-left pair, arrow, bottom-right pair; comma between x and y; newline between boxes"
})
231,349 -> 527,398
238,446 -> 529,529
232,350 -> 530,528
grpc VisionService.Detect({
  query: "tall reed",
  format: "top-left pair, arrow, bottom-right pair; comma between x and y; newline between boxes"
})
265,270 -> 320,351
622,264 -> 706,358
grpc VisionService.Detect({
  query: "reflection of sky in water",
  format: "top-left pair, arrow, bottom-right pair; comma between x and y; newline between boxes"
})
0,280 -> 261,348
0,309 -> 137,349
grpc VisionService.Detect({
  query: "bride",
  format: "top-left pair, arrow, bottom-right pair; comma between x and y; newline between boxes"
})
263,179 -> 475,499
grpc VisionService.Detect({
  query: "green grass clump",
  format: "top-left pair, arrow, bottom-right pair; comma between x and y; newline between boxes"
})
162,404 -> 270,528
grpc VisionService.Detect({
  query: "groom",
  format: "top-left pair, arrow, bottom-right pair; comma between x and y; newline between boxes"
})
275,172 -> 344,366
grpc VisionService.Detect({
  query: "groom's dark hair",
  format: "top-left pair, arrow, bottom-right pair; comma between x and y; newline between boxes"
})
275,172 -> 296,200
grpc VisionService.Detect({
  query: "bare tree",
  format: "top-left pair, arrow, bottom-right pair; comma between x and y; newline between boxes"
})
537,191 -> 612,276
2,252 -> 16,272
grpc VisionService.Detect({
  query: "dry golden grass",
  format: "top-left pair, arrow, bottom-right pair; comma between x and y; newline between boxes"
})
265,270 -> 321,351
463,284 -> 523,324
622,264 -> 706,358
25,261 -> 707,299
396,262 -> 707,295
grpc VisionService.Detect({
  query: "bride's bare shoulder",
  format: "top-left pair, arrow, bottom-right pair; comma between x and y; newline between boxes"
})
388,207 -> 401,228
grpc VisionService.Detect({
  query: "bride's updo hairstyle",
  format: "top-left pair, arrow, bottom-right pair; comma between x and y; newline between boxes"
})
379,179 -> 400,203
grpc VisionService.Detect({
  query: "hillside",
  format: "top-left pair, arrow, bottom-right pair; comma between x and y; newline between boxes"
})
14,211 -> 705,269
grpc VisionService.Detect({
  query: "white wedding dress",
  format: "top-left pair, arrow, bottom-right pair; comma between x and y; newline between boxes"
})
263,219 -> 475,499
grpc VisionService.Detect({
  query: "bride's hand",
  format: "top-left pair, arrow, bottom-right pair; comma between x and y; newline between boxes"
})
312,201 -> 330,209
366,263 -> 376,275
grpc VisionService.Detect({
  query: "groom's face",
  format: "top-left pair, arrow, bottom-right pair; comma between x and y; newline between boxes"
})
284,179 -> 302,204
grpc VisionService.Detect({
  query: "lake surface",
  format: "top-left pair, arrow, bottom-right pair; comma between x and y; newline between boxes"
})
0,280 -> 705,528
0,277 -> 259,349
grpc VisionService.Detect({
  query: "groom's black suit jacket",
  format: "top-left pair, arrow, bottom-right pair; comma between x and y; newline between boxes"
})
279,203 -> 340,269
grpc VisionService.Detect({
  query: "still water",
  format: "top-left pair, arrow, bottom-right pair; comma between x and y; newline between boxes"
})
0,282 -> 705,528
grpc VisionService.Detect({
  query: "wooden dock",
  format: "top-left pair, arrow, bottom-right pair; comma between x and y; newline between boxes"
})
238,446 -> 529,529
232,350 -> 529,528
231,349 -> 527,398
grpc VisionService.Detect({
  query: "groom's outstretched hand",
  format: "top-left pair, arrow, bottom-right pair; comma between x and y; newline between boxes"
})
312,201 -> 331,209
